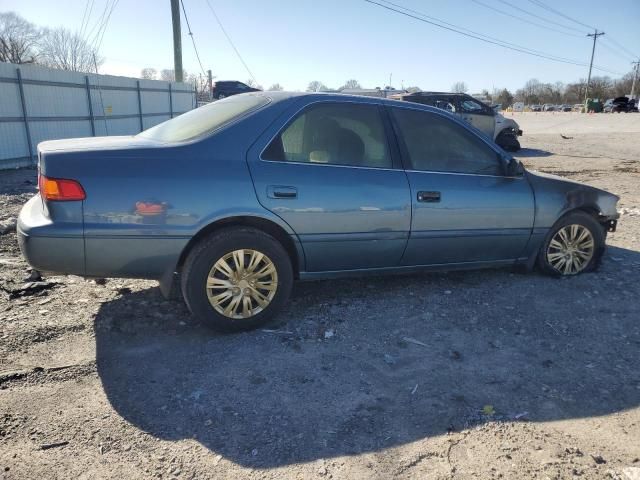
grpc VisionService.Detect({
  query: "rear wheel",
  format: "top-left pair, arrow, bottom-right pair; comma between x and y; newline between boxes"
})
181,227 -> 293,332
537,211 -> 605,276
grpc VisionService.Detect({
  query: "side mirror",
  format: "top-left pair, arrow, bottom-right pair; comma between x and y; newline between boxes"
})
505,157 -> 524,177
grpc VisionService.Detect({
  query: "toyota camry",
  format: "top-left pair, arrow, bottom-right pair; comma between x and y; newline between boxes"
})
18,92 -> 620,331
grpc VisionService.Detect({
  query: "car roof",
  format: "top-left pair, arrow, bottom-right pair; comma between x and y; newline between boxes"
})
406,91 -> 465,96
252,91 -> 460,115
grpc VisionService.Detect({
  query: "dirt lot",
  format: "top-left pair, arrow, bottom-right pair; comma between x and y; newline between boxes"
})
1,112 -> 639,479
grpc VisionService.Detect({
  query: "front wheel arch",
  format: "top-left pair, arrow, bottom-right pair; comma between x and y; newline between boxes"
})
536,209 -> 606,276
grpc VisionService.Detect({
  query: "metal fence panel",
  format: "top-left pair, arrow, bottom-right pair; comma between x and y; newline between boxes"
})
0,62 -> 195,170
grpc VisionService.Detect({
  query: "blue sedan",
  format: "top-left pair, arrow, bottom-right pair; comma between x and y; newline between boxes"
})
18,92 -> 620,331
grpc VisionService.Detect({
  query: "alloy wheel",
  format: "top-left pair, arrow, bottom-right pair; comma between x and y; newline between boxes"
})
206,249 -> 278,319
546,224 -> 595,275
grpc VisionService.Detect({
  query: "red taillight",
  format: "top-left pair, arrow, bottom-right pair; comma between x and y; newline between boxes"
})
38,174 -> 86,201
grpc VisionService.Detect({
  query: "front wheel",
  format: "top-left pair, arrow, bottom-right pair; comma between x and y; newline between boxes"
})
181,227 -> 293,332
496,130 -> 521,152
537,211 -> 605,276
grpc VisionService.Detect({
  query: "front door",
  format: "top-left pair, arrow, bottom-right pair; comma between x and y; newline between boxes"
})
389,106 -> 534,266
247,101 -> 411,272
457,96 -> 496,139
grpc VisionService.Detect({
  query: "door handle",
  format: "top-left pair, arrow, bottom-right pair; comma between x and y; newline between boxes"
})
417,191 -> 440,202
267,185 -> 297,199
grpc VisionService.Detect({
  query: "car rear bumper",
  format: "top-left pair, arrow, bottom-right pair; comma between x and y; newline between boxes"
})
17,195 -> 85,275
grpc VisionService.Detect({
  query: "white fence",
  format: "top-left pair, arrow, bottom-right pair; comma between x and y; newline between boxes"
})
0,62 -> 196,170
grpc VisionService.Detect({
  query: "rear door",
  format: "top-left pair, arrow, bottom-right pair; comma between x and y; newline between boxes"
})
388,105 -> 534,266
247,100 -> 411,272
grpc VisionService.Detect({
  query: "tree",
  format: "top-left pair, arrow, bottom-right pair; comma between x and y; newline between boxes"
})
611,70 -> 636,97
140,68 -> 157,80
406,86 -> 421,93
587,76 -> 613,101
160,69 -> 174,81
0,12 -> 39,64
340,79 -> 361,90
38,27 -> 102,73
267,83 -> 283,91
307,80 -> 327,92
451,81 -> 468,93
494,88 -> 514,109
245,78 -> 263,90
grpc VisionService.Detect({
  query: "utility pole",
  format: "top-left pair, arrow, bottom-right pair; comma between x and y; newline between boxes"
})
631,60 -> 639,100
170,0 -> 183,83
584,29 -> 605,107
207,70 -> 213,100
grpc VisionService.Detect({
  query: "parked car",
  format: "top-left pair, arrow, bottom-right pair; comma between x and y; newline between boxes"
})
542,104 -> 556,112
611,96 -> 638,113
211,80 -> 260,99
530,105 -> 542,112
560,105 -> 572,112
573,103 -> 584,112
18,92 -> 620,332
398,92 -> 523,151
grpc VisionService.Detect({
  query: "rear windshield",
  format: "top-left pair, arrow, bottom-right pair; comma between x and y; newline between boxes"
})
137,94 -> 269,142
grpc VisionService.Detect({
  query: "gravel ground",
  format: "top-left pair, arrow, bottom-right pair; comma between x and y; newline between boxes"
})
1,112 -> 639,479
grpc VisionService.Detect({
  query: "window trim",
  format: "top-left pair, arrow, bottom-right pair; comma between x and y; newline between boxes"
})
259,100 -> 402,171
386,104 -> 512,178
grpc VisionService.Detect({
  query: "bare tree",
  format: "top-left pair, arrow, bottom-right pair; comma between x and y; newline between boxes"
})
140,68 -> 157,80
340,79 -> 361,90
38,27 -> 103,73
267,83 -> 283,91
160,69 -> 175,81
307,80 -> 327,92
451,81 -> 468,93
0,12 -> 39,64
160,69 -> 190,82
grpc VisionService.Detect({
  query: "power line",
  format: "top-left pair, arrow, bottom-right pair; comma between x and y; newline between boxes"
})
377,0 -> 586,64
78,0 -> 95,41
599,40 -> 636,64
470,0 -> 582,38
93,0 -> 119,53
204,0 -> 258,85
527,0 -> 595,31
496,0 -> 585,34
179,0 -> 207,77
605,36 -> 639,62
364,0 -> 622,75
84,0 -> 114,44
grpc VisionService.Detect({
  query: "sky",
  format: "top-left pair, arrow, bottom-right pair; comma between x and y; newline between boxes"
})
3,0 -> 639,93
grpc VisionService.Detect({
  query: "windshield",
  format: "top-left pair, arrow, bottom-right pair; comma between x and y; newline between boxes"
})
137,93 -> 270,142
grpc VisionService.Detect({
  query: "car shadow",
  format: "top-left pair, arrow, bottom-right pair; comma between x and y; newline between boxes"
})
515,148 -> 553,158
95,246 -> 640,468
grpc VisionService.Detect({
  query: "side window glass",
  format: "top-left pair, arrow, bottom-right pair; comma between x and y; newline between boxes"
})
434,100 -> 456,113
263,103 -> 391,168
392,108 -> 502,176
461,99 -> 484,113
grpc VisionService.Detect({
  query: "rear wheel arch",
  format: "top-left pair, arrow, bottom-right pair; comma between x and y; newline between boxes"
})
176,216 -> 301,278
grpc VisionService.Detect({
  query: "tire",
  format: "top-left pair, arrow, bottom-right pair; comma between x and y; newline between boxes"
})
496,130 -> 521,152
217,93 -> 226,100
181,227 -> 293,332
537,211 -> 605,277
